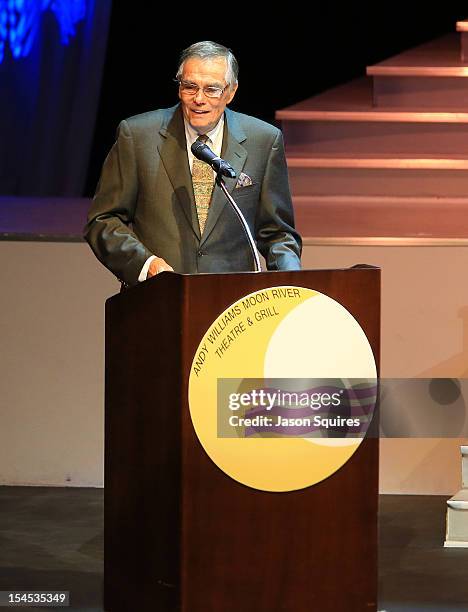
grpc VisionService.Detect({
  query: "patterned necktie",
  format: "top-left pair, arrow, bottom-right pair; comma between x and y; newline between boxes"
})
192,134 -> 215,234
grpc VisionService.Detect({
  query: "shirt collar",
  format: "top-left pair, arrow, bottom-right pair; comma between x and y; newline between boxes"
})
183,114 -> 225,146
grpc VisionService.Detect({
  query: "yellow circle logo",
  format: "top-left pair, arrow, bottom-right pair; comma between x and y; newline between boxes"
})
189,286 -> 377,492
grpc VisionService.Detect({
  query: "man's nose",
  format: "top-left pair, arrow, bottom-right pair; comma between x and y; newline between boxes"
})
193,88 -> 206,104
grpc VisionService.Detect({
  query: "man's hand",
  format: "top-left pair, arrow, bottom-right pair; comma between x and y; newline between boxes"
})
147,257 -> 174,278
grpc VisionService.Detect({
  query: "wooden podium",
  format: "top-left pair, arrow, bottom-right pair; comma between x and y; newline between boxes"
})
104,268 -> 380,612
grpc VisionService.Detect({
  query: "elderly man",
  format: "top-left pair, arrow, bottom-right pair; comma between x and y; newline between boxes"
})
84,41 -> 302,286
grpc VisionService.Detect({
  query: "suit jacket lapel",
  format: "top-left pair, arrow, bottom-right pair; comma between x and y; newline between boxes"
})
157,105 -> 201,240
200,109 -> 247,246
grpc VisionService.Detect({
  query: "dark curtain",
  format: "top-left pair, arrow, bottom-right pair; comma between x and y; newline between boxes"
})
0,0 -> 111,196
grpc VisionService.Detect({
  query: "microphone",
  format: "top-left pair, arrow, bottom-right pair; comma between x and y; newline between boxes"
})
191,140 -> 237,179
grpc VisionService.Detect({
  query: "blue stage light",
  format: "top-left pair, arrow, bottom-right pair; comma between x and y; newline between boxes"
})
0,0 -> 86,63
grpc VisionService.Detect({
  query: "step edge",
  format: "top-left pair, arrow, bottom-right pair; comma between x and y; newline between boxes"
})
287,157 -> 468,169
444,539 -> 468,548
293,195 -> 468,204
301,237 -> 468,247
447,501 -> 468,509
367,66 -> 468,77
277,110 -> 468,123
447,489 -> 468,508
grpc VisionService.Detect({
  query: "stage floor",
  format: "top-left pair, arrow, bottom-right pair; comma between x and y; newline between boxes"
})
0,488 -> 466,611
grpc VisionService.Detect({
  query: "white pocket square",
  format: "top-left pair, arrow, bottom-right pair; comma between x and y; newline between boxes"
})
235,172 -> 253,188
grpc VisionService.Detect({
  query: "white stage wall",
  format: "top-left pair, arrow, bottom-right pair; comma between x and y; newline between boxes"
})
0,240 -> 466,494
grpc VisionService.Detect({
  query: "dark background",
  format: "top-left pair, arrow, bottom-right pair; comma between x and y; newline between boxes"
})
85,6 -> 468,195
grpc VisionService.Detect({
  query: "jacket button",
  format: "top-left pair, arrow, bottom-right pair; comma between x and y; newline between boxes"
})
197,250 -> 204,257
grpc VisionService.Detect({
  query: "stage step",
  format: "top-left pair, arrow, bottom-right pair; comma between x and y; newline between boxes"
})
463,445 -> 468,488
367,35 -> 468,108
277,78 -> 468,121
367,34 -> 466,77
292,195 -> 468,241
456,19 -> 468,61
445,490 -> 468,548
0,197 -> 89,241
278,79 -> 468,156
284,123 -> 468,155
287,150 -> 468,169
445,447 -> 468,548
287,152 -> 468,198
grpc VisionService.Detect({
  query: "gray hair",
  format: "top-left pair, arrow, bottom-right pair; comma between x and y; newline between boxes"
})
176,41 -> 239,88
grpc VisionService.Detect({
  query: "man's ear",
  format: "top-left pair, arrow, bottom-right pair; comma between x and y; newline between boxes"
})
226,83 -> 238,105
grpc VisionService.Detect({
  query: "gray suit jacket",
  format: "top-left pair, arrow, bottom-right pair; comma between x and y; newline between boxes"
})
84,104 -> 302,286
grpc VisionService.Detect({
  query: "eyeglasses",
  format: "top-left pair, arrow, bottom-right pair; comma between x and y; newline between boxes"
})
176,79 -> 228,99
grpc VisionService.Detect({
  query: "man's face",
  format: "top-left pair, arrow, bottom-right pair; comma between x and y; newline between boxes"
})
178,57 -> 237,134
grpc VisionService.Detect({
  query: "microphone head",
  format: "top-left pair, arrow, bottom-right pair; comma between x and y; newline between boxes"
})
191,140 -> 207,158
190,140 -> 236,178
221,164 -> 237,179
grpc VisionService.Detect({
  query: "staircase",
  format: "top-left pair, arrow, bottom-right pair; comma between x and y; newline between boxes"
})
277,20 -> 468,524
445,446 -> 468,547
276,19 -> 468,243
